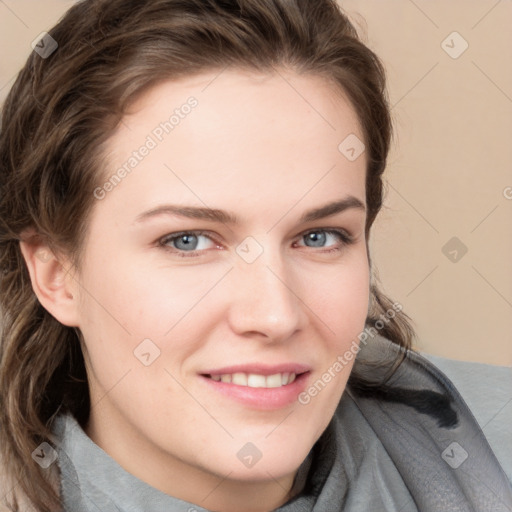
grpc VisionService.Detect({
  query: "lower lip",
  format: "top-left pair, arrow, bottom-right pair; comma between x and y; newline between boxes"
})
200,373 -> 310,410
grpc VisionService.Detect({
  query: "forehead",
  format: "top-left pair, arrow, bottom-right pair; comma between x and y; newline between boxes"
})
97,69 -> 366,225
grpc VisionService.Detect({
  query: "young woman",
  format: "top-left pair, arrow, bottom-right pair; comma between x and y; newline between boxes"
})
0,1 -> 510,511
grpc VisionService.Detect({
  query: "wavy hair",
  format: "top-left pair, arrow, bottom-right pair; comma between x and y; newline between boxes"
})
0,0 -> 414,510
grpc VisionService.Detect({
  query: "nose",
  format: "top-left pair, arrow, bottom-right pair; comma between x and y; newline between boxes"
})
226,250 -> 307,343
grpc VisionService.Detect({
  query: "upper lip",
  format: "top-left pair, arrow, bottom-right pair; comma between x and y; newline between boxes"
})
201,363 -> 311,377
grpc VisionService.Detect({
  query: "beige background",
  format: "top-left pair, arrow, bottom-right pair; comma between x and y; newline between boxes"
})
0,1 -> 510,365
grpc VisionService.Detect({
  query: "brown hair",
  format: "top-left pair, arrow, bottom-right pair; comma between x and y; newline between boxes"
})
0,0 -> 414,510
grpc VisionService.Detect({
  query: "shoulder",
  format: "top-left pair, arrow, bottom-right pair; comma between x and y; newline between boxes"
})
0,443 -> 61,512
0,464 -> 33,512
423,353 -> 512,482
0,455 -> 18,512
0,449 -> 16,512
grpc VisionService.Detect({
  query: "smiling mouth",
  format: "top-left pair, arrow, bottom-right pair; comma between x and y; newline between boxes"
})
203,371 -> 307,388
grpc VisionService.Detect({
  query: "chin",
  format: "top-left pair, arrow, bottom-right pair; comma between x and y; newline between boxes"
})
233,440 -> 312,482
226,458 -> 304,483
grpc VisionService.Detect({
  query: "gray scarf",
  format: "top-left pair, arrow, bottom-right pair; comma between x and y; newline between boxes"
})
52,336 -> 512,511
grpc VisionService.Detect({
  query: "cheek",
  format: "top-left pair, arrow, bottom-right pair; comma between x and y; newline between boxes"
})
299,251 -> 369,420
75,252 -> 237,399
79,239 -> 225,338
306,249 -> 370,345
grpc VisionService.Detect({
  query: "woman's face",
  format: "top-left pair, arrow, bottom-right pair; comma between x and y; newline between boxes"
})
73,69 -> 369,507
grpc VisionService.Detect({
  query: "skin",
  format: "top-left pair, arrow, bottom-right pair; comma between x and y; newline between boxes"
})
20,69 -> 369,512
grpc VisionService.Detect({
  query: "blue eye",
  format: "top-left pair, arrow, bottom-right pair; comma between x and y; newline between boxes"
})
298,229 -> 352,251
303,231 -> 328,247
173,234 -> 199,251
159,231 -> 217,256
158,228 -> 353,258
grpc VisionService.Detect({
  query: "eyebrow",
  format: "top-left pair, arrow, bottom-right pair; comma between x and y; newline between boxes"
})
299,196 -> 365,223
133,196 -> 365,225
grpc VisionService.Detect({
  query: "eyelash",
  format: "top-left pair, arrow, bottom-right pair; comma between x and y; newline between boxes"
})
157,228 -> 354,258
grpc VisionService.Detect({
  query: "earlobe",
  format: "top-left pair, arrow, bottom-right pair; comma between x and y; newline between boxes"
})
18,234 -> 80,327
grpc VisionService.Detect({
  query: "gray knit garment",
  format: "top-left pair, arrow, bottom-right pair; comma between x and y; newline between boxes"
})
51,336 -> 512,511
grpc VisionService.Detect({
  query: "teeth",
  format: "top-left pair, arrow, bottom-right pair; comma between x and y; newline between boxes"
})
247,374 -> 266,388
266,374 -> 282,388
232,373 -> 247,386
210,372 -> 297,388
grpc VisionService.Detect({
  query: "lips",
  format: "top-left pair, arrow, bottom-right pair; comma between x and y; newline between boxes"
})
208,371 -> 297,388
201,363 -> 311,377
201,363 -> 310,387
199,363 -> 311,409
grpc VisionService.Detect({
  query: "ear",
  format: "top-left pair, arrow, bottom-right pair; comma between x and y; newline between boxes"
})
18,230 -> 80,327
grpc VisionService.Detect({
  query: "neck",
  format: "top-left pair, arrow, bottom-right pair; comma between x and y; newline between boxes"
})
84,409 -> 301,512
